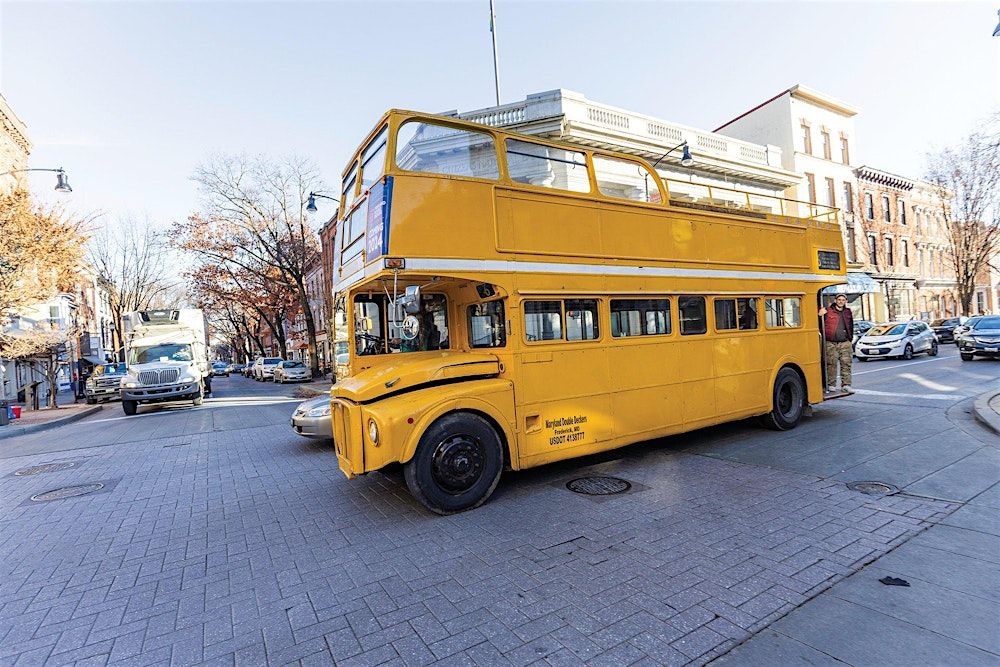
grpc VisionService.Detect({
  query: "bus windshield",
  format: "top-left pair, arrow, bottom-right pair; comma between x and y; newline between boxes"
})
354,293 -> 449,355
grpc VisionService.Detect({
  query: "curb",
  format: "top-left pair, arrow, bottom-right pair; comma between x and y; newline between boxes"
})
971,389 -> 1000,436
293,384 -> 332,398
0,405 -> 103,441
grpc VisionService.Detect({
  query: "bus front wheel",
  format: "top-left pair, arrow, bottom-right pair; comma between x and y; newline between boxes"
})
760,368 -> 805,431
404,412 -> 503,515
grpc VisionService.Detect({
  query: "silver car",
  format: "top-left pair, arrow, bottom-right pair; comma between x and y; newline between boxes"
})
291,395 -> 332,439
855,321 -> 939,360
274,360 -> 311,383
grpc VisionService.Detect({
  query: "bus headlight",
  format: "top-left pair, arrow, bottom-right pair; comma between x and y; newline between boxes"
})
368,419 -> 379,445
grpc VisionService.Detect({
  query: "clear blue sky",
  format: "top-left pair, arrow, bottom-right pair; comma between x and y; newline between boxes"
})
2,1 -> 998,228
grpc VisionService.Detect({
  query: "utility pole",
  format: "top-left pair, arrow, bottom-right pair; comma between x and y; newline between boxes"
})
489,0 -> 501,106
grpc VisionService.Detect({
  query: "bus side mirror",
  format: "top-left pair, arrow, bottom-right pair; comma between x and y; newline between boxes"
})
398,285 -> 422,315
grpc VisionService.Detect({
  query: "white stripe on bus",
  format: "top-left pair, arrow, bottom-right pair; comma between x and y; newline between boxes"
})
334,258 -> 841,292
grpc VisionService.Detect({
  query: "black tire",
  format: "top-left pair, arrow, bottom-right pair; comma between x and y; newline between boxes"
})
404,412 -> 504,515
760,367 -> 806,431
122,400 -> 138,416
961,353 -> 974,361
85,397 -> 97,405
858,357 -> 870,362
928,341 -> 939,357
902,345 -> 913,360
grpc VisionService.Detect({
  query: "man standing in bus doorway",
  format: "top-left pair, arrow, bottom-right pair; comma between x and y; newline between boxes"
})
819,294 -> 854,393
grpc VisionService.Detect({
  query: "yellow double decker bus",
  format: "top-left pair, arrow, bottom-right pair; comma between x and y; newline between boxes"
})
329,110 -> 845,514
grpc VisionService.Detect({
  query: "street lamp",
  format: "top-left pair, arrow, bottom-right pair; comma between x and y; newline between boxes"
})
650,141 -> 694,171
306,191 -> 339,214
0,167 -> 73,193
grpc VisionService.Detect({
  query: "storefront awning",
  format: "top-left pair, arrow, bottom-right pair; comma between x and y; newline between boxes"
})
823,272 -> 881,295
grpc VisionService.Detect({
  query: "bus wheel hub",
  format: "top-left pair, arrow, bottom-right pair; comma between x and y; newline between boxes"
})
432,435 -> 484,492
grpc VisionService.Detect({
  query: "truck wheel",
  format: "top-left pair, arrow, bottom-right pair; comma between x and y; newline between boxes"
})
122,400 -> 138,416
86,397 -> 97,405
404,412 -> 504,515
961,353 -> 974,361
760,367 -> 805,431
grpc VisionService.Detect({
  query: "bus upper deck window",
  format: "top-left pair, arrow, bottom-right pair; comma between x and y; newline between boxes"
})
395,120 -> 499,180
593,154 -> 662,203
342,163 -> 358,208
505,139 -> 590,193
360,128 -> 388,192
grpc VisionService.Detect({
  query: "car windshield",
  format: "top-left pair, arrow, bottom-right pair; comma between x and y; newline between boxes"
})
264,358 -> 282,365
213,362 -> 226,368
131,343 -> 193,364
973,317 -> 1000,330
868,324 -> 907,336
282,361 -> 304,368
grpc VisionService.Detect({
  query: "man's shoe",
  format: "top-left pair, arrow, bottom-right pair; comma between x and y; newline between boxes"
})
826,386 -> 836,393
843,385 -> 853,394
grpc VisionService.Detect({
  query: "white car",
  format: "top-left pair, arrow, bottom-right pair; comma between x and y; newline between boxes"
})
274,360 -> 310,383
254,357 -> 283,381
291,395 -> 332,439
855,321 -> 939,361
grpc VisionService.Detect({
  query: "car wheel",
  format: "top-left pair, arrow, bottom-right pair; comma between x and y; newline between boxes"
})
759,367 -> 805,431
928,341 -> 939,357
404,412 -> 504,515
122,400 -> 137,416
858,357 -> 869,362
961,353 -> 974,361
85,397 -> 97,405
902,344 -> 913,360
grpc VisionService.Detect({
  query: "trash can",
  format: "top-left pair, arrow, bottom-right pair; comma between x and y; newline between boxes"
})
11,406 -> 21,419
0,402 -> 8,426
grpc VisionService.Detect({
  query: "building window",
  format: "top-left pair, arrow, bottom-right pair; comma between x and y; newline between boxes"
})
885,237 -> 894,266
845,226 -> 857,263
825,177 -> 836,207
868,235 -> 877,265
840,136 -> 850,164
914,210 -> 921,231
843,182 -> 854,213
977,291 -> 986,314
821,130 -> 831,160
805,173 -> 817,203
882,194 -> 892,222
801,123 -> 812,155
865,193 -> 875,220
902,240 -> 909,267
898,200 -> 906,225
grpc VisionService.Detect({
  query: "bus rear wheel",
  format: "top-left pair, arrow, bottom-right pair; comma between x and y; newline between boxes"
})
404,412 -> 503,515
760,367 -> 805,431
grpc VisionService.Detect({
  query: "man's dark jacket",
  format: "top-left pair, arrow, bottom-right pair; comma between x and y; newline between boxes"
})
823,306 -> 854,342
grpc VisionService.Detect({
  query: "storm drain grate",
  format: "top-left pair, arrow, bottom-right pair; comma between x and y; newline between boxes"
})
566,476 -> 631,496
14,462 -> 78,476
30,483 -> 105,502
847,481 -> 899,496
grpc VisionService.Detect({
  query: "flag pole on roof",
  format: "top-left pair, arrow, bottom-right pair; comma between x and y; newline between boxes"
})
489,0 -> 501,106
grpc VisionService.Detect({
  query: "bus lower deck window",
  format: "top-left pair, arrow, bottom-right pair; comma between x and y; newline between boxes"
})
715,298 -> 759,331
565,300 -> 599,340
611,299 -> 671,337
765,298 -> 802,328
469,301 -> 506,348
679,296 -> 707,335
525,301 -> 562,341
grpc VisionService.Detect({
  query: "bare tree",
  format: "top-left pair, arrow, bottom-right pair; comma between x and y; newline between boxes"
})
173,154 -> 324,376
88,219 -> 176,359
925,116 -> 1000,316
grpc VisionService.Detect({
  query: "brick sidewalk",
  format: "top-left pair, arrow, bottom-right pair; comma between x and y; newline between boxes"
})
0,424 -> 956,666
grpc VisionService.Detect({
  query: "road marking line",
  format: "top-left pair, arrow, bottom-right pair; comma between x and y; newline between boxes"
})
849,388 -> 961,401
853,354 -> 957,375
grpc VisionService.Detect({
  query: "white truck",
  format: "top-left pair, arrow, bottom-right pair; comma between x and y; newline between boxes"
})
119,309 -> 212,416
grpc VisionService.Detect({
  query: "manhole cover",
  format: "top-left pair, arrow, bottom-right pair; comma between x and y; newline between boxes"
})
30,483 -> 104,502
566,476 -> 631,496
847,481 -> 899,496
14,462 -> 77,476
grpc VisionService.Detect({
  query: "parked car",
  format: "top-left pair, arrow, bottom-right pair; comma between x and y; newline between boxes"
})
929,316 -> 967,343
254,357 -> 283,381
958,316 -> 1000,361
290,395 -> 332,440
230,363 -> 246,373
274,360 -> 311,383
855,321 -> 938,360
84,362 -> 127,404
952,316 -> 982,346
851,320 -> 874,354
243,361 -> 257,377
211,362 -> 230,377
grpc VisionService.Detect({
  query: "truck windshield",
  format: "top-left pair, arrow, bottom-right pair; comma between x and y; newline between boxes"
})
131,344 -> 193,364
